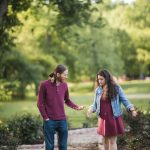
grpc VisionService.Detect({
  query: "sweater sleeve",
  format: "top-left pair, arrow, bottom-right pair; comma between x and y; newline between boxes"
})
37,82 -> 49,120
64,85 -> 79,110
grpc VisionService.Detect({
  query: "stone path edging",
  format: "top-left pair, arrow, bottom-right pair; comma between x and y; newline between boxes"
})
17,128 -> 104,150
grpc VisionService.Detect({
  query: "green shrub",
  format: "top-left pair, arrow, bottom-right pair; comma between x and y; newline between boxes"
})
0,122 -> 19,150
0,113 -> 44,149
82,115 -> 97,128
118,107 -> 150,150
7,113 -> 44,145
0,79 -> 27,100
0,80 -> 12,101
0,89 -> 11,101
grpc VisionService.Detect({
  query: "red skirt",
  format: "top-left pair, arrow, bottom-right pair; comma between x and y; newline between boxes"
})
97,116 -> 125,136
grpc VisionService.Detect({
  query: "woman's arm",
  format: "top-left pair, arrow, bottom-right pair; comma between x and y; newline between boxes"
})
87,89 -> 98,117
118,85 -> 134,111
90,92 -> 97,113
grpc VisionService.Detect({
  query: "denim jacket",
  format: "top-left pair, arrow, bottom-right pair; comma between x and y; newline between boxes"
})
90,85 -> 134,118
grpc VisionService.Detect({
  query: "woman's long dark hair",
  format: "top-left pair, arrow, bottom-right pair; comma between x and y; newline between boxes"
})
97,69 -> 118,99
49,64 -> 67,83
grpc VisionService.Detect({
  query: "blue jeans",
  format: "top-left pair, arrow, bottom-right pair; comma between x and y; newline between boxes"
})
43,119 -> 68,150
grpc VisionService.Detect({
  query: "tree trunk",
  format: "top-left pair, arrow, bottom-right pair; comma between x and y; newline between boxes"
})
35,82 -> 39,96
16,83 -> 26,99
0,0 -> 7,17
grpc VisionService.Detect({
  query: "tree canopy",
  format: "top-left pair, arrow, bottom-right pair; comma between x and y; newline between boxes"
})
0,0 -> 149,99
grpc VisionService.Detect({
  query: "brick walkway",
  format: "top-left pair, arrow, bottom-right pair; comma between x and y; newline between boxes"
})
17,128 -> 104,150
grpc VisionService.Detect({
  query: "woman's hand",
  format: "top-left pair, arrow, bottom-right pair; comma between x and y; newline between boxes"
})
76,106 -> 85,110
87,107 -> 93,118
130,107 -> 138,117
131,110 -> 138,117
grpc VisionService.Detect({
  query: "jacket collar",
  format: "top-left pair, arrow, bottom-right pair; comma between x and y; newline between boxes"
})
96,86 -> 103,94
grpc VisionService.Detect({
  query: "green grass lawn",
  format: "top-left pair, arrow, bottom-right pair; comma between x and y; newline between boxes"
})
0,80 -> 150,128
120,80 -> 150,94
0,95 -> 150,128
69,80 -> 150,94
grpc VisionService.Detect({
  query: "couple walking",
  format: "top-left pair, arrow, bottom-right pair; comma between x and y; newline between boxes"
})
37,64 -> 137,150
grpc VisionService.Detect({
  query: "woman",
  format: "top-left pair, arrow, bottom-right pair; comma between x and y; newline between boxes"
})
87,69 -> 137,150
37,64 -> 84,150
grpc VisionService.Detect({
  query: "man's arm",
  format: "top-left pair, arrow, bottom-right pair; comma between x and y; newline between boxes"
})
37,82 -> 49,120
64,86 -> 81,110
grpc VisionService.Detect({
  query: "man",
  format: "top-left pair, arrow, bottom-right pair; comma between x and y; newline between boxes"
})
37,64 -> 84,150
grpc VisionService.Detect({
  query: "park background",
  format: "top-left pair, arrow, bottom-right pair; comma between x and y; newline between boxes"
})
0,0 -> 150,149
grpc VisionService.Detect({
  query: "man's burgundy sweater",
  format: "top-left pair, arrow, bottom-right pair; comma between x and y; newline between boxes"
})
37,80 -> 79,120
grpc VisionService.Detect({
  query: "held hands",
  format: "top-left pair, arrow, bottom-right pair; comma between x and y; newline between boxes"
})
76,106 -> 85,110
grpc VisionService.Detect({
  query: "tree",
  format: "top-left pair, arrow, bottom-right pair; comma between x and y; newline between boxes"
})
126,0 -> 150,77
103,0 -> 150,78
75,25 -> 124,81
24,0 -> 106,80
0,0 -> 31,77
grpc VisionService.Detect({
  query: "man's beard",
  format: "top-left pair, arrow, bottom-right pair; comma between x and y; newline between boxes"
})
57,77 -> 64,82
